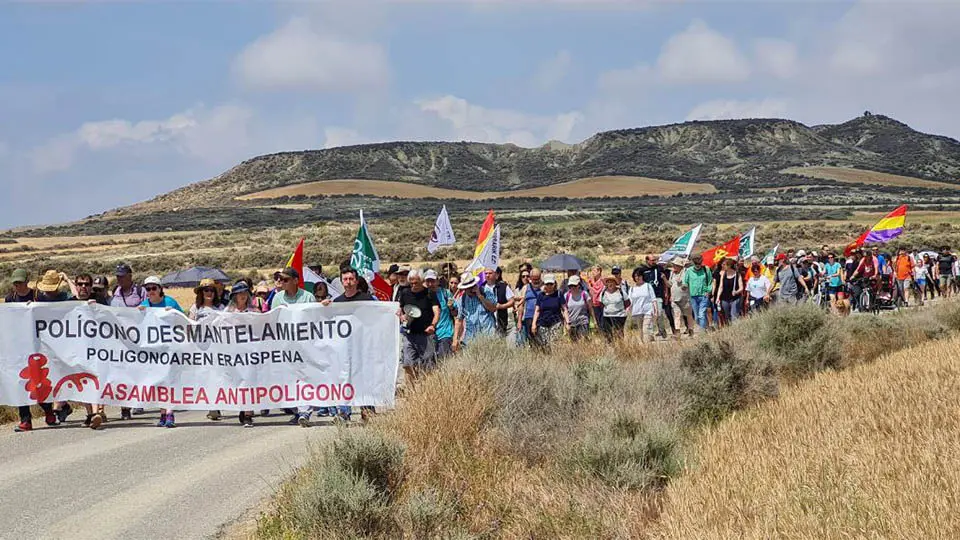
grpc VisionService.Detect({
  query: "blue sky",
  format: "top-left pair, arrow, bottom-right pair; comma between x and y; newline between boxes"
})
2,0 -> 958,229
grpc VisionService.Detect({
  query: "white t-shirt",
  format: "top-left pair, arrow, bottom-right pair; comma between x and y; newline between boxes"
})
914,265 -> 928,281
629,283 -> 656,316
746,276 -> 771,299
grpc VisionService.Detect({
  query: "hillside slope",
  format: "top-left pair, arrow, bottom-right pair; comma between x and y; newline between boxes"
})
129,113 -> 960,214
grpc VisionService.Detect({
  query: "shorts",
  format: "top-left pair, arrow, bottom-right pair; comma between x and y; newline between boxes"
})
402,333 -> 436,369
435,337 -> 453,360
940,275 -> 953,288
826,285 -> 843,296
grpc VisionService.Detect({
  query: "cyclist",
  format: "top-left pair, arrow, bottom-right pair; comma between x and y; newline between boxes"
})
850,248 -> 880,311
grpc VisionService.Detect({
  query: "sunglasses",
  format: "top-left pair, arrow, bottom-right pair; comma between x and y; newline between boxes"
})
76,282 -> 92,287
521,274 -> 530,279
145,286 -> 161,292
203,288 -> 215,293
278,277 -> 292,283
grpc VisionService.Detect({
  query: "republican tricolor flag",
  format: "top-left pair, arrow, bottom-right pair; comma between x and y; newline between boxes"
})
844,205 -> 908,256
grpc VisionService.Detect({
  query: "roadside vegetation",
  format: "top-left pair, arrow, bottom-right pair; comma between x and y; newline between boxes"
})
256,301 -> 960,539
654,334 -> 960,539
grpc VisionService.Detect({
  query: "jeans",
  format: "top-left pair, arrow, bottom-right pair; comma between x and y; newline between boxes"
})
569,323 -> 589,341
435,337 -> 453,360
749,296 -> 766,312
690,296 -> 709,329
521,318 -> 534,346
720,299 -> 740,322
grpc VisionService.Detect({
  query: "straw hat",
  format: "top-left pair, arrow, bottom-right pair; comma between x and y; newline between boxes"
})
36,270 -> 63,293
194,278 -> 217,293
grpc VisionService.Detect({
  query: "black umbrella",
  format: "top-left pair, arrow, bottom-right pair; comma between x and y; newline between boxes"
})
540,253 -> 591,271
159,266 -> 231,288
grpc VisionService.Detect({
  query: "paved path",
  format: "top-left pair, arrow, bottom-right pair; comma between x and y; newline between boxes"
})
0,409 -> 332,540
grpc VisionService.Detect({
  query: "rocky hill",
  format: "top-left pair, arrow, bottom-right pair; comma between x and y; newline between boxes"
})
132,113 -> 960,214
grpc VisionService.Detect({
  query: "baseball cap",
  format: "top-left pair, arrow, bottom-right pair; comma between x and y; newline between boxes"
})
568,275 -> 581,286
231,281 -> 250,294
424,269 -> 438,281
611,265 -> 622,274
92,276 -> 109,290
397,265 -> 411,274
11,268 -> 27,284
280,267 -> 300,280
143,276 -> 162,287
775,253 -> 787,262
386,264 -> 400,275
796,249 -> 807,257
115,263 -> 133,277
543,274 -> 557,284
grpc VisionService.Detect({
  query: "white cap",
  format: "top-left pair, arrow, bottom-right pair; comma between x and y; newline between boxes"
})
424,269 -> 438,280
144,276 -> 162,287
543,274 -> 557,285
796,249 -> 807,257
568,275 -> 581,286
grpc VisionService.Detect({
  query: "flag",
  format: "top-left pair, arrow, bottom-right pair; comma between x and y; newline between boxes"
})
465,224 -> 501,275
762,244 -> 779,266
739,227 -> 756,259
302,266 -> 345,297
701,235 -> 741,268
350,210 -> 392,301
844,205 -> 908,256
427,205 -> 456,254
659,224 -> 702,263
350,210 -> 380,274
285,238 -> 305,288
474,210 -> 496,260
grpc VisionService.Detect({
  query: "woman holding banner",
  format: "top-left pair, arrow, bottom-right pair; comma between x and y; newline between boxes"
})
138,276 -> 184,428
226,281 -> 257,427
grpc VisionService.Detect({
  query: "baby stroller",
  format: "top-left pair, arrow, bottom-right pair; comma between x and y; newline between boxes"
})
872,274 -> 900,312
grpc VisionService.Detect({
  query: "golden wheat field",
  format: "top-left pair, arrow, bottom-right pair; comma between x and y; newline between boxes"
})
653,335 -> 960,540
236,176 -> 717,201
783,165 -> 960,190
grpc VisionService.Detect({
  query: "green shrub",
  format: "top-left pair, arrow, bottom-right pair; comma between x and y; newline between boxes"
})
330,430 -> 406,503
678,340 -> 777,425
757,305 -> 842,378
569,415 -> 681,491
399,489 -> 461,538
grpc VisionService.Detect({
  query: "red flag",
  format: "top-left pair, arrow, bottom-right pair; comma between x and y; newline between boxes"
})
843,231 -> 869,257
286,238 -> 305,289
370,274 -> 393,302
701,235 -> 741,268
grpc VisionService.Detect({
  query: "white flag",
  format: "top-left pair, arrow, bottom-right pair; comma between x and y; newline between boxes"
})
659,224 -> 702,263
464,224 -> 500,274
303,266 -> 345,297
427,205 -> 456,254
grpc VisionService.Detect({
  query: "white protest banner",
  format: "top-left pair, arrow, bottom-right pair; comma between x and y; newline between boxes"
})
0,302 -> 400,410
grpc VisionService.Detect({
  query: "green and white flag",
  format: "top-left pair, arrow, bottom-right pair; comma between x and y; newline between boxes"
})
659,224 -> 702,263
350,210 -> 380,273
739,227 -> 756,259
762,244 -> 779,266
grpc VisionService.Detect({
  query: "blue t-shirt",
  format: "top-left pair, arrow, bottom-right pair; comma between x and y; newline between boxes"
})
523,285 -> 541,321
139,296 -> 185,313
434,288 -> 455,340
824,262 -> 842,287
535,291 -> 565,328
877,254 -> 888,274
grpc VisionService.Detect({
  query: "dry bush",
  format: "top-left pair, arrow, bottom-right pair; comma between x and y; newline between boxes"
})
653,336 -> 960,540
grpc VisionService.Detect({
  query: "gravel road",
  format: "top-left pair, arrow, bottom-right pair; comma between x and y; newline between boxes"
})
0,409 -> 331,540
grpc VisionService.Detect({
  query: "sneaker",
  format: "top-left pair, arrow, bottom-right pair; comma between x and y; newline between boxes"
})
287,414 -> 300,425
206,410 -> 221,421
56,404 -> 73,423
83,414 -> 94,427
132,408 -> 145,415
88,415 -> 103,430
120,408 -> 132,420
316,407 -> 331,418
156,414 -> 167,427
243,418 -> 254,428
14,421 -> 32,432
297,414 -> 311,428
260,409 -> 271,417
164,415 -> 176,428
45,412 -> 60,427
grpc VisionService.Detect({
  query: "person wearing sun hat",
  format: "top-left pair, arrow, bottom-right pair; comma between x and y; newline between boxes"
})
139,276 -> 184,312
34,270 -> 73,302
453,271 -> 497,351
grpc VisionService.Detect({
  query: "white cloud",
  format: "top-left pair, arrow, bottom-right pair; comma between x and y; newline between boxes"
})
323,127 -> 371,149
597,63 -> 653,94
29,104 -> 258,175
417,95 -> 582,146
754,38 -> 798,79
233,17 -> 389,93
656,20 -> 750,83
531,50 -> 572,91
685,99 -> 789,121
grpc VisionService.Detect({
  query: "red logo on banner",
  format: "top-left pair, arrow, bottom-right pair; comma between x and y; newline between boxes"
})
19,352 -> 100,402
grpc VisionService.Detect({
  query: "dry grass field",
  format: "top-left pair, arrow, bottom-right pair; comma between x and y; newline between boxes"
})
783,166 -> 960,190
236,176 -> 716,201
654,336 -> 960,540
